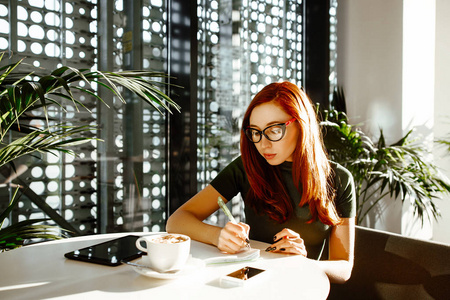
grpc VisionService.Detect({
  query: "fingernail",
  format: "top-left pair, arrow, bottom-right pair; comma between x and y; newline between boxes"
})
273,235 -> 277,241
245,238 -> 250,244
280,248 -> 286,251
265,246 -> 276,252
273,237 -> 282,243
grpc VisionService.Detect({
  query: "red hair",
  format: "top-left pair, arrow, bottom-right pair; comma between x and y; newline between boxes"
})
240,82 -> 341,226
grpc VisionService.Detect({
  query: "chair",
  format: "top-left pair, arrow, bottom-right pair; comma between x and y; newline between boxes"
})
328,225 -> 450,300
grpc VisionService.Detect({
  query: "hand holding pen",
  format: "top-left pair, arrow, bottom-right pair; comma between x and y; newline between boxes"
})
217,197 -> 251,253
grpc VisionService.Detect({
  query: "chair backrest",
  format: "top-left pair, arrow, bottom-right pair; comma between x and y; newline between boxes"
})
328,225 -> 450,300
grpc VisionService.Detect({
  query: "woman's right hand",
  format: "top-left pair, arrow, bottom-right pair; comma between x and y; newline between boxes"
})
217,221 -> 250,254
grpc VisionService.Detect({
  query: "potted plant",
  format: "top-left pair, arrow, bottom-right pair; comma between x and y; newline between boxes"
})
0,53 -> 180,250
318,89 -> 450,226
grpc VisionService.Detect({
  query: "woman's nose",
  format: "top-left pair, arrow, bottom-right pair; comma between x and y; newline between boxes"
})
260,135 -> 272,148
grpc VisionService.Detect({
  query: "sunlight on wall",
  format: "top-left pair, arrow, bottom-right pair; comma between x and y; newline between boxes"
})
402,0 -> 435,137
401,0 -> 436,239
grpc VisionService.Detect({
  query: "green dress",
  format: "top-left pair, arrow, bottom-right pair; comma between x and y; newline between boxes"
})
210,156 -> 356,260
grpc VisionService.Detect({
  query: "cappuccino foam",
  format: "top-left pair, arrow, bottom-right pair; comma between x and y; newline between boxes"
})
153,234 -> 188,244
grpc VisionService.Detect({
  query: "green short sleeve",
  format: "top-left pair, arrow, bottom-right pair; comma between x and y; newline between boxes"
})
331,162 -> 356,218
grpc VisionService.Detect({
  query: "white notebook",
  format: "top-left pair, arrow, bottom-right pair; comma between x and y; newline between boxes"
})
191,242 -> 260,265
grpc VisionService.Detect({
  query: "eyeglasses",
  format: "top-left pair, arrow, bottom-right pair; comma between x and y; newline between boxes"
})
244,118 -> 296,143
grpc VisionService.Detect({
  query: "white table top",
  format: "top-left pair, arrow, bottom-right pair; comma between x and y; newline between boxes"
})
0,232 -> 330,300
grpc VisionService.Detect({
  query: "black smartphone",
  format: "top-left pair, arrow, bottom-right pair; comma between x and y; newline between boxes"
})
64,235 -> 144,266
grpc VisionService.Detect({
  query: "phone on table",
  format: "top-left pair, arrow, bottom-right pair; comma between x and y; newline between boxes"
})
220,266 -> 267,286
64,235 -> 144,266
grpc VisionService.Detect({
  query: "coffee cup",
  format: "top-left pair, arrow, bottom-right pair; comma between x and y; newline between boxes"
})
135,233 -> 191,272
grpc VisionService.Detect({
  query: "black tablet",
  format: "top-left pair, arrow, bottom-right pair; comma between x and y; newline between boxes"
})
64,235 -> 144,266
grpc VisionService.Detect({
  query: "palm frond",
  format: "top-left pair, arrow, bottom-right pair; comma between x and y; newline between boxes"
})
0,187 -> 21,227
0,56 -> 181,142
0,124 -> 97,167
0,219 -> 68,250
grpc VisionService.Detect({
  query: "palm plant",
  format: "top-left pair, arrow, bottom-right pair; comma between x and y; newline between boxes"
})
0,53 -> 180,250
319,106 -> 450,226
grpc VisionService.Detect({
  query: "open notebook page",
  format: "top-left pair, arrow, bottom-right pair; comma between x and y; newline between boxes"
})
191,242 -> 260,265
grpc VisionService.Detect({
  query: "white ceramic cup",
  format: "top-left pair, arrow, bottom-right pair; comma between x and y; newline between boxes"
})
135,234 -> 191,272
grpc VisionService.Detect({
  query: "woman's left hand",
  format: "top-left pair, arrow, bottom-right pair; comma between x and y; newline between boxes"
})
266,228 -> 307,257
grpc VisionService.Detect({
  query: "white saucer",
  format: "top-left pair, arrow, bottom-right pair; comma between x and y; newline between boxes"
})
129,256 -> 205,279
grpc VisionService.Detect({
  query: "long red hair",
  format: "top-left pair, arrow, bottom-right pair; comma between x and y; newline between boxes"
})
240,81 -> 341,226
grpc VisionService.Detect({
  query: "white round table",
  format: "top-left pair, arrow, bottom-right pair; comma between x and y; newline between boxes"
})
0,232 -> 330,299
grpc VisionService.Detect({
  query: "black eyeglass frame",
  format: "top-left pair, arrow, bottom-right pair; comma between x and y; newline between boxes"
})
244,118 -> 297,143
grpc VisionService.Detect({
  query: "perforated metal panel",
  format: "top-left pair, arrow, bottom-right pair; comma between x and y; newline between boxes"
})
0,0 -> 170,235
196,0 -> 304,225
98,0 -> 170,233
138,0 -> 168,232
0,0 -> 98,234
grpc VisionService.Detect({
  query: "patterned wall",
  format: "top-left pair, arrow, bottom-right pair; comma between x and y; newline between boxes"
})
196,0 -> 304,224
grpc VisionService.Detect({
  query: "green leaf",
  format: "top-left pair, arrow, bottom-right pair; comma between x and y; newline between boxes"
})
0,187 -> 21,227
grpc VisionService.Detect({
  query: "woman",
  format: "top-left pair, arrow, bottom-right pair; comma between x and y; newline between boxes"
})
166,81 -> 356,283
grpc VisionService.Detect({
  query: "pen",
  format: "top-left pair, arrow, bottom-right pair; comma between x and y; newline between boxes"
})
218,196 -> 251,247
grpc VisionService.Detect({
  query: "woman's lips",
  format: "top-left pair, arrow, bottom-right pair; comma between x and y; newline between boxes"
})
263,153 -> 276,160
